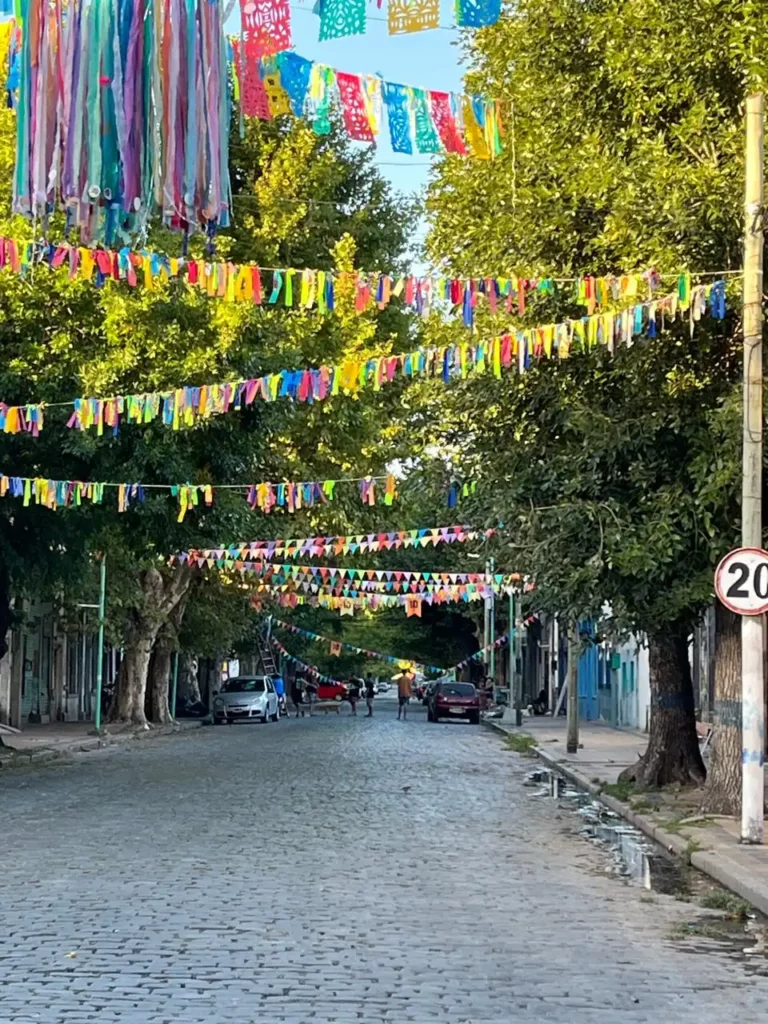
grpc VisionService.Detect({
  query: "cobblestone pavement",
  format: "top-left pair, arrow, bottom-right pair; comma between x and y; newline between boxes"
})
3,705 -> 768,1024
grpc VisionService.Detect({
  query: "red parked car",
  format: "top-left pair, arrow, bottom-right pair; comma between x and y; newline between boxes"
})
427,681 -> 481,724
317,680 -> 349,702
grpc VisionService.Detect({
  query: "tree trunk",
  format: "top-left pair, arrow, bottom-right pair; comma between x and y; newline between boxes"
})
149,646 -> 173,725
0,560 -> 12,661
110,634 -> 157,728
701,604 -> 741,815
107,565 -> 193,728
619,623 -> 706,788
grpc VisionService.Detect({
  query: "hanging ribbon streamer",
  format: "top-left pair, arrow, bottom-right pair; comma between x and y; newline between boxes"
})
14,0 -> 231,245
0,280 -> 727,437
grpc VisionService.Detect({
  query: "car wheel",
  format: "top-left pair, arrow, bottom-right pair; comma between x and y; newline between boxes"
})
270,710 -> 279,722
469,711 -> 480,725
213,717 -> 222,726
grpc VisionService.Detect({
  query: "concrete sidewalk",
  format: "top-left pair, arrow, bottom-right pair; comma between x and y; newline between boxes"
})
0,718 -> 203,767
487,714 -> 768,916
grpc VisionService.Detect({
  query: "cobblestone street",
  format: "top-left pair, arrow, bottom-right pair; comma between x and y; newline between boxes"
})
3,704 -> 768,1023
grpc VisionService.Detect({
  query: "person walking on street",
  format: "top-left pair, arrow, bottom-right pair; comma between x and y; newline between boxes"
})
364,675 -> 375,717
305,678 -> 318,716
397,669 -> 414,721
291,676 -> 305,717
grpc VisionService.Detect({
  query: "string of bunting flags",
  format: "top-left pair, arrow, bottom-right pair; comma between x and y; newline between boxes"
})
0,279 -> 727,439
232,49 -> 503,159
272,619 -> 445,672
270,636 -> 343,686
233,1 -> 502,76
0,471 -> 397,522
251,581 -> 489,615
243,566 -> 505,596
265,565 -> 518,586
312,0 -> 502,41
0,237 -> 690,325
175,524 -> 494,563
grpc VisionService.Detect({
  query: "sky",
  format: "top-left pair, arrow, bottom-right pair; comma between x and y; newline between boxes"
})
230,1 -> 470,201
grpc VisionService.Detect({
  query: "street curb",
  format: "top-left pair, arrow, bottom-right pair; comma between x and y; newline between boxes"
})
483,718 -> 768,916
0,719 -> 203,771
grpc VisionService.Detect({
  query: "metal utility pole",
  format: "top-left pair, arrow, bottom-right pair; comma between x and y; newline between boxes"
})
514,591 -> 523,726
93,555 -> 107,732
741,92 -> 765,845
566,618 -> 579,754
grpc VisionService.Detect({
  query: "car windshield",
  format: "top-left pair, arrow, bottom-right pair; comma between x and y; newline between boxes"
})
440,683 -> 475,697
221,678 -> 266,693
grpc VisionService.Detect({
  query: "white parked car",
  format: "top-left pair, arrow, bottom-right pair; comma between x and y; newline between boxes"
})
375,681 -> 390,693
213,676 -> 279,724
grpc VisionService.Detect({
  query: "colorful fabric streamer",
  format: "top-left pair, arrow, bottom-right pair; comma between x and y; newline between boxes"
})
0,471 -> 397,522
0,280 -> 727,437
14,0 -> 232,245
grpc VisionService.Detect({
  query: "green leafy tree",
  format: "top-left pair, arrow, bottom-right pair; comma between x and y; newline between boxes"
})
422,0 -> 768,789
0,115 -> 418,726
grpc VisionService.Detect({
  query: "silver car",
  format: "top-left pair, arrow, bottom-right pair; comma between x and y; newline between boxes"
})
213,676 -> 279,725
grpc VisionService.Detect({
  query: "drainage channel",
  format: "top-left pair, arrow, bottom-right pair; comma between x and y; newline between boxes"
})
524,765 -> 768,973
524,767 -> 687,893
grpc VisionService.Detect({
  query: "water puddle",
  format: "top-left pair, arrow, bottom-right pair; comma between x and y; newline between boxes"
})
523,766 -> 687,892
523,765 -> 768,971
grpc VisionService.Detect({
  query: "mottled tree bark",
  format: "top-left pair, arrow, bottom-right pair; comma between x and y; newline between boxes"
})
147,592 -> 190,725
108,566 -> 192,728
619,623 -> 706,788
701,604 -> 741,815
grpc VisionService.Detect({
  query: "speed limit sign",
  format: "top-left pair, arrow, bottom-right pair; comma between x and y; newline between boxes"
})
715,547 -> 768,615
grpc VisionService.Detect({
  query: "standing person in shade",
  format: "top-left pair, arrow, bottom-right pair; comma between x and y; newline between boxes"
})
347,677 -> 361,716
397,668 -> 415,721
291,676 -> 305,718
305,677 -> 318,716
364,674 -> 375,717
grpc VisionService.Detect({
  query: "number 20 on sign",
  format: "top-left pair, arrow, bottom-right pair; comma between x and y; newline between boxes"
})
715,547 -> 768,615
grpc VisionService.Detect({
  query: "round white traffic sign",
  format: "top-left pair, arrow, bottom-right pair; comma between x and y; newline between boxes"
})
715,547 -> 768,615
